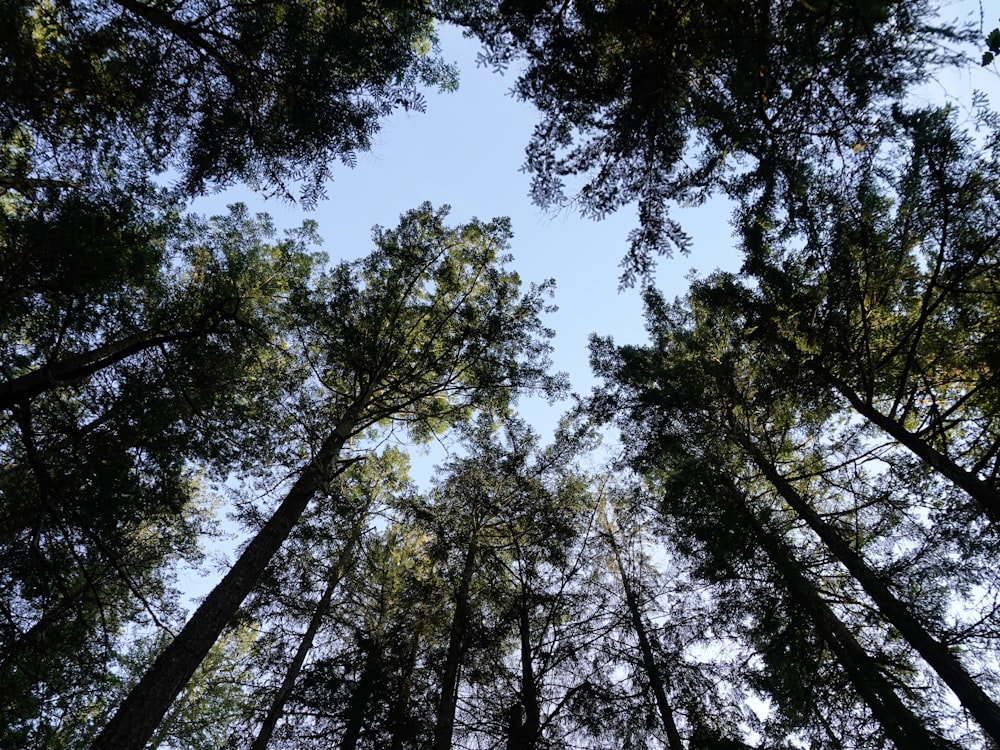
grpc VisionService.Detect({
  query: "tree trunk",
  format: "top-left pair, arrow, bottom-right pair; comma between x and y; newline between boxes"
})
250,527 -> 362,750
432,534 -> 480,750
89,416 -> 357,750
604,526 -> 684,750
826,372 -> 1000,524
517,587 -> 540,750
340,646 -> 382,750
506,701 -> 526,750
0,329 -> 208,410
720,477 -> 943,750
389,635 -> 421,750
744,438 -> 1000,745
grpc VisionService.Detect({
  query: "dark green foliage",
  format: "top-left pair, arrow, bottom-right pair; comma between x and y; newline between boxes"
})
983,20 -> 1000,65
4,0 -> 1000,745
0,0 -> 460,201
463,0 -> 960,282
0,203 -> 321,746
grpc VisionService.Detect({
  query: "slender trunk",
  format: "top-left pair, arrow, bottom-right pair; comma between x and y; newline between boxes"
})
720,478 -> 942,750
518,588 -> 540,750
388,635 -> 420,750
506,702 -> 525,750
744,439 -> 1000,745
340,647 -> 382,750
89,418 -> 356,750
826,373 -> 1000,524
432,534 -> 480,750
250,526 -> 362,750
604,528 -> 684,750
0,329 -> 208,410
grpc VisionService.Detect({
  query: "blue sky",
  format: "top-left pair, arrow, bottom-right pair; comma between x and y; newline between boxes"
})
190,6 -> 999,477
179,0 -> 999,629
192,25 -> 743,452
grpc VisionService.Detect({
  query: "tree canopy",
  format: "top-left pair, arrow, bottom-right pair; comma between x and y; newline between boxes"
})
3,0 -> 1000,748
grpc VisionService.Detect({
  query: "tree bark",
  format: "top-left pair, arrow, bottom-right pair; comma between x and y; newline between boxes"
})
517,586 -> 541,750
0,329 -> 208,410
720,477 -> 943,750
506,702 -> 526,750
603,526 -> 684,750
432,534 -> 480,750
340,647 -> 382,750
389,635 -> 421,750
826,372 -> 1000,524
744,439 -> 1000,745
250,527 -> 362,750
89,416 -> 357,750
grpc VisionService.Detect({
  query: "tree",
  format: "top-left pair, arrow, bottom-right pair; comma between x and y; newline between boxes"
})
738,107 -> 1000,529
597,493 -> 684,750
1,0 -> 461,201
0,203 -> 319,745
590,286 -> 973,746
461,0 -> 961,281
89,202 -> 559,750
419,417 -> 589,749
244,449 -> 412,750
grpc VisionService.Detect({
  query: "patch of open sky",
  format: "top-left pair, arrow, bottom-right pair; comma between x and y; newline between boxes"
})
187,23 -> 744,489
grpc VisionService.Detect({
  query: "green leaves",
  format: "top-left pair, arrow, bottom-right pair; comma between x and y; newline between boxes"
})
464,0 -> 952,281
294,203 -> 560,445
0,199 -> 326,745
983,23 -> 1000,65
1,0 -> 458,202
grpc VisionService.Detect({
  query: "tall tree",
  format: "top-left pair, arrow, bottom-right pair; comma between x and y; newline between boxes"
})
382,415 -> 606,750
244,449 -> 410,750
0,204 -> 319,745
1,0 -> 461,200
597,495 -> 684,750
89,202 -> 559,750
738,107 -> 1000,528
461,0 -> 960,281
591,286 -> 970,746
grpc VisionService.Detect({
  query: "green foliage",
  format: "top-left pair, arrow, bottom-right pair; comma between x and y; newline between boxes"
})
0,0 -> 460,202
0,202 -> 322,744
287,202 -> 562,446
589,269 -> 984,745
462,0 -> 961,282
4,0 -> 1000,745
983,21 -> 1000,65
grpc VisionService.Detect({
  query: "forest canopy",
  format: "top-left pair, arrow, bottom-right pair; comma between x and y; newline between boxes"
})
2,1 -> 1000,748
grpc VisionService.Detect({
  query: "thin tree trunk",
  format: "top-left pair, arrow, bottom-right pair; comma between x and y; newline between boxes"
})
826,372 -> 1000,524
89,416 -> 357,750
432,534 -> 480,750
0,329 -> 208,410
603,525 -> 684,750
744,439 -> 1000,745
506,702 -> 526,750
250,526 -> 362,750
720,477 -> 943,750
389,635 -> 420,750
340,648 -> 382,750
517,587 -> 540,750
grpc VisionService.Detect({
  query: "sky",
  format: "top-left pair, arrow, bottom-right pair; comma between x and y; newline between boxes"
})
193,8 -> 1000,424
191,24 -> 744,468
189,7 -> 1000,484
178,21 -> 751,601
